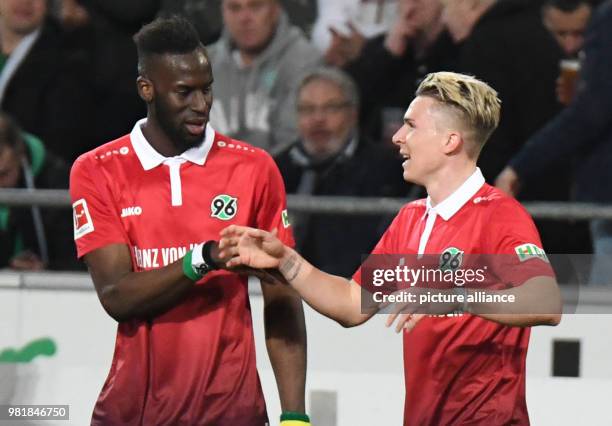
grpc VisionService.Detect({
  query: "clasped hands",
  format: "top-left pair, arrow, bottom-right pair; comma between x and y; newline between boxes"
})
218,226 -> 466,332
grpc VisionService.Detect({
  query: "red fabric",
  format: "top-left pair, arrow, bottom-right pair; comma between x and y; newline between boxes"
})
354,184 -> 553,426
70,131 -> 293,426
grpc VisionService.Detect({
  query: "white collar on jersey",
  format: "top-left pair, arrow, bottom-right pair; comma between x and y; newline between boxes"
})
425,168 -> 485,221
130,118 -> 216,171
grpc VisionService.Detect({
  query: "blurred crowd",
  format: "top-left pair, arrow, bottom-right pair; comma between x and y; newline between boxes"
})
0,0 -> 609,278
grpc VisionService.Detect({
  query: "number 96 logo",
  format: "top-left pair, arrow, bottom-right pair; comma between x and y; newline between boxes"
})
439,247 -> 464,271
211,194 -> 238,221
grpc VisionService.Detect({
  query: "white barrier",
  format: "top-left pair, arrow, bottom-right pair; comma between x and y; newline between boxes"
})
1,273 -> 611,425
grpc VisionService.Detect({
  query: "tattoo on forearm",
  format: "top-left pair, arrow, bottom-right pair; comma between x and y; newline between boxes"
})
280,254 -> 302,282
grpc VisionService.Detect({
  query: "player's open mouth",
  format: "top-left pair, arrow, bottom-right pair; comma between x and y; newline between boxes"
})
185,122 -> 206,135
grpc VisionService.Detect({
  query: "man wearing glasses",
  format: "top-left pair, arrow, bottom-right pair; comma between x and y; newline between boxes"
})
274,67 -> 408,277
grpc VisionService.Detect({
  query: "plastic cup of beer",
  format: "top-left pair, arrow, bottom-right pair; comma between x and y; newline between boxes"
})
559,59 -> 581,105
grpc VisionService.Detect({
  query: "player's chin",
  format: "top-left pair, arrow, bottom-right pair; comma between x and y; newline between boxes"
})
402,166 -> 412,182
402,169 -> 419,184
180,130 -> 205,147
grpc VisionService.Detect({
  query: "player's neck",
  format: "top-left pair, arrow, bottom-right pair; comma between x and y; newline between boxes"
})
426,163 -> 478,207
141,118 -> 181,158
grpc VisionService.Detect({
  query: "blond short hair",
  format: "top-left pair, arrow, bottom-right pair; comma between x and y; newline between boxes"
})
416,72 -> 501,151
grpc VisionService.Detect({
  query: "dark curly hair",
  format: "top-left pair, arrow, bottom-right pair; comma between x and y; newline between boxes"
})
133,16 -> 203,75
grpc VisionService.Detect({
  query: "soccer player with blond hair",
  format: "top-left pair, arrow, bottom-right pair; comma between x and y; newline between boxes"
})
220,71 -> 562,425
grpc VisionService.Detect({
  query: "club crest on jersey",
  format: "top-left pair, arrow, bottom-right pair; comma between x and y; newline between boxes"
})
73,198 -> 94,239
211,194 -> 238,220
439,247 -> 464,271
515,243 -> 549,263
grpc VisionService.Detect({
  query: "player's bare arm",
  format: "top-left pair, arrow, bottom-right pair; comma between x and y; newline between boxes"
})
85,242 -> 227,322
385,275 -> 562,332
467,275 -> 562,326
260,276 -> 307,414
220,225 -> 374,327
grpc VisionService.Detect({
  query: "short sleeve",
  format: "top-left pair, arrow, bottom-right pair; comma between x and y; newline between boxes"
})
254,153 -> 295,248
69,156 -> 127,258
352,208 -> 404,286
485,199 -> 555,286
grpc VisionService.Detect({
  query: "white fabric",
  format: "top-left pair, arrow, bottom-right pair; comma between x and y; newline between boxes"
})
130,118 -> 217,206
130,118 -> 216,171
311,0 -> 398,52
418,208 -> 437,256
191,242 -> 205,267
417,168 -> 485,255
164,158 -> 186,206
0,29 -> 41,104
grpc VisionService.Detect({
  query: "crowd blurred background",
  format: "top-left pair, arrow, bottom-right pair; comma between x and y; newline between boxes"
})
0,0 -> 609,280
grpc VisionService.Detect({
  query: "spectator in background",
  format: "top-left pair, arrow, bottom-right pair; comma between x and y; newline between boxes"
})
274,68 -> 408,276
55,0 -> 157,152
542,0 -> 592,58
442,0 -> 562,182
157,0 -> 317,46
0,112 -> 78,271
497,0 -> 612,284
443,0 -> 591,255
344,0 -> 457,143
157,0 -> 224,45
280,0 -> 318,37
208,0 -> 321,152
0,0 -> 93,163
541,0 -> 593,105
312,0 -> 397,63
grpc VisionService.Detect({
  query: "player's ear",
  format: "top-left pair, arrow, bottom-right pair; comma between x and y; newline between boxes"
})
137,76 -> 154,103
443,131 -> 463,155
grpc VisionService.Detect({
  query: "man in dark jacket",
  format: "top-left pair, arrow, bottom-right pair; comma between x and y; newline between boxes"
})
57,0 -> 158,152
275,67 -> 410,276
0,0 -> 94,162
443,0 -> 591,254
497,0 -> 612,284
0,112 -> 79,270
344,0 -> 458,143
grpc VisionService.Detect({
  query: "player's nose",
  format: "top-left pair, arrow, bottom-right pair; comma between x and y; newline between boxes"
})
391,124 -> 407,146
190,90 -> 209,113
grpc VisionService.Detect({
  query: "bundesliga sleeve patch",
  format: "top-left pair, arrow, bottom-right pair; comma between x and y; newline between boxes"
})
515,243 -> 549,263
73,198 -> 94,239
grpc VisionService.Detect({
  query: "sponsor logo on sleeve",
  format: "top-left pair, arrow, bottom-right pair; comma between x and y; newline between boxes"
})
73,199 -> 94,239
281,209 -> 290,228
515,243 -> 549,263
211,194 -> 238,220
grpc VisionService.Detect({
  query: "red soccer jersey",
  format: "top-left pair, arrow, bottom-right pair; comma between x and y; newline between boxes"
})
354,169 -> 554,426
70,120 -> 294,426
